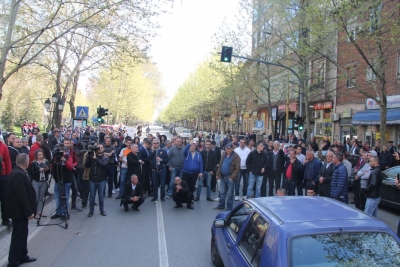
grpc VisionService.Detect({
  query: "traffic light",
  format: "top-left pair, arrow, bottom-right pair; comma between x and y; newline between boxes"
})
220,46 -> 233,63
298,117 -> 304,131
96,106 -> 109,124
97,117 -> 104,123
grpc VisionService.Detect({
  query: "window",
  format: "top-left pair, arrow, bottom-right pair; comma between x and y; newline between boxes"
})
370,2 -> 383,33
311,59 -> 325,87
290,232 -> 400,267
397,52 -> 400,79
226,203 -> 253,241
346,17 -> 358,42
238,213 -> 269,266
366,66 -> 377,81
346,65 -> 357,88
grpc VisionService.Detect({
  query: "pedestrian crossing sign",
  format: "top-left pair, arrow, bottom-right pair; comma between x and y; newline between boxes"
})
75,106 -> 89,119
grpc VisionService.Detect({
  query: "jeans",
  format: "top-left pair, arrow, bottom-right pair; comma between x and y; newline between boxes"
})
364,196 -> 381,217
89,180 -> 106,213
105,165 -> 115,196
118,168 -> 128,197
235,169 -> 248,197
31,180 -> 48,212
152,169 -> 166,200
284,178 -> 297,196
217,177 -> 235,211
196,171 -> 212,199
54,182 -> 72,215
168,168 -> 183,195
247,173 -> 263,198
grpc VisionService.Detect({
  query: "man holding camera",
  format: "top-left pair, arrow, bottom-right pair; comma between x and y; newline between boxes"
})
85,144 -> 108,217
50,146 -> 75,221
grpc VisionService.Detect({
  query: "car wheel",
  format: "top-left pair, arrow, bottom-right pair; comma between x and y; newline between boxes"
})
211,236 -> 224,266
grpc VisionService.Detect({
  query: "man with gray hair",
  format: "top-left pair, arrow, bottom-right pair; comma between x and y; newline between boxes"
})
6,153 -> 37,266
356,151 -> 375,210
20,137 -> 30,154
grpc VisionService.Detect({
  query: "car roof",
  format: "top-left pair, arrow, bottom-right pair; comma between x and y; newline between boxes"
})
249,196 -> 378,224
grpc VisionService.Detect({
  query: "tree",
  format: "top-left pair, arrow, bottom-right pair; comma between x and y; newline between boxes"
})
1,96 -> 14,131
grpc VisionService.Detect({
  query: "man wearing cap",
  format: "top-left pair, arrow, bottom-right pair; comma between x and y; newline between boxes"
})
213,143 -> 240,211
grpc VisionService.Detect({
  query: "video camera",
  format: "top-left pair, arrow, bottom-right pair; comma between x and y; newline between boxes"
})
87,145 -> 100,157
73,141 -> 86,151
52,144 -> 69,162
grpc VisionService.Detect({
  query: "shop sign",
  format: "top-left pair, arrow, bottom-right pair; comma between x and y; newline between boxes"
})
366,95 -> 400,109
342,108 -> 352,118
278,102 -> 297,111
314,101 -> 333,110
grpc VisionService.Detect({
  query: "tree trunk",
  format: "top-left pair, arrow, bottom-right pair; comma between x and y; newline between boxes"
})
69,70 -> 81,120
379,97 -> 387,145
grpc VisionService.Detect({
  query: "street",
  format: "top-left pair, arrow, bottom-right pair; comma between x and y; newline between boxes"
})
0,125 -> 398,267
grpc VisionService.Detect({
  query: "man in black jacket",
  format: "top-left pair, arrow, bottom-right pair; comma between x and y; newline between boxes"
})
378,145 -> 393,171
318,151 -> 335,197
172,176 -> 193,210
266,141 -> 285,197
196,140 -> 217,201
6,153 -> 37,266
211,141 -> 221,192
85,144 -> 108,217
364,156 -> 382,217
283,150 -> 302,196
149,138 -> 169,203
121,174 -> 144,212
8,138 -> 21,169
246,141 -> 268,198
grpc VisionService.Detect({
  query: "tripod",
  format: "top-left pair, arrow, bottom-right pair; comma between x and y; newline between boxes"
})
37,161 -> 69,229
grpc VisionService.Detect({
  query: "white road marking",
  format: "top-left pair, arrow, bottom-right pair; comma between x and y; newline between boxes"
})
156,200 -> 169,267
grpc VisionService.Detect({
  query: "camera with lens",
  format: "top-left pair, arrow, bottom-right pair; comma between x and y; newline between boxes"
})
52,144 -> 69,162
87,145 -> 100,157
73,141 -> 85,151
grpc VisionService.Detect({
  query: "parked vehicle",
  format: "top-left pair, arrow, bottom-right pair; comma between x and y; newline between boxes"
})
380,166 -> 400,211
211,196 -> 400,267
178,129 -> 191,139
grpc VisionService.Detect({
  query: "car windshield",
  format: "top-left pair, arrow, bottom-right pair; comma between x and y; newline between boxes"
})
291,232 -> 400,267
383,166 -> 400,181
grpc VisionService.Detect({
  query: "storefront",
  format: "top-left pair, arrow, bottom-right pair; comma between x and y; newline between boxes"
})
312,100 -> 333,137
338,107 -> 358,144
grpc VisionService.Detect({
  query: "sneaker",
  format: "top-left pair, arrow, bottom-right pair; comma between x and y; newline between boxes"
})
194,197 -> 200,202
242,196 -> 247,200
50,214 -> 62,219
187,204 -> 194,210
161,199 -> 165,204
234,196 -> 239,201
206,197 -> 214,202
174,204 -> 183,208
112,190 -> 116,194
108,195 -> 112,198
115,188 -> 120,192
71,207 -> 82,212
214,197 -> 220,202
124,208 -> 129,212
150,199 -> 158,203
166,195 -> 171,199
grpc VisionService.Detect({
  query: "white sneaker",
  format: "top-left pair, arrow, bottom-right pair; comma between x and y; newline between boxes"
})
235,196 -> 239,201
242,196 -> 247,200
115,188 -> 120,192
112,190 -> 116,194
214,197 -> 220,202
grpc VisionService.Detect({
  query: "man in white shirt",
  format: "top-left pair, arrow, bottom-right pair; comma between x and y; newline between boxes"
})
233,138 -> 251,201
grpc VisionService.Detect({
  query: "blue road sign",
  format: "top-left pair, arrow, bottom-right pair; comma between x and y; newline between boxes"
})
76,106 -> 89,119
256,120 -> 264,129
92,116 -> 98,122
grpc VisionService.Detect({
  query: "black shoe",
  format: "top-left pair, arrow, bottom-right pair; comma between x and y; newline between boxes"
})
71,207 -> 82,212
194,197 -> 200,202
50,214 -> 62,219
115,196 -> 122,199
94,203 -> 98,206
187,205 -> 194,210
82,205 -> 87,208
88,212 -> 93,217
161,199 -> 165,204
132,207 -> 140,211
350,201 -> 356,204
21,256 -> 37,263
212,189 -> 216,192
45,191 -> 52,196
191,200 -> 194,204
174,204 -> 183,208
148,192 -> 153,196
124,208 -> 129,212
150,199 -> 158,203
108,195 -> 112,198
213,206 -> 224,210
100,211 -> 107,216
1,220 -> 11,227
207,197 -> 214,202
60,215 -> 69,221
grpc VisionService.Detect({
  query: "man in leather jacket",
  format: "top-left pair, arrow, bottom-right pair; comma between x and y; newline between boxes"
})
364,156 -> 382,217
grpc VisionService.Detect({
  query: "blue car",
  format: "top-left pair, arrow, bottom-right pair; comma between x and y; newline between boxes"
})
211,196 -> 400,267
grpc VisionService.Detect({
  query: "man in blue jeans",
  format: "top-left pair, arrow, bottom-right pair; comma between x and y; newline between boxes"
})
213,143 -> 240,211
85,144 -> 109,217
149,138 -> 169,203
364,156 -> 382,217
116,139 -> 132,199
233,138 -> 251,201
167,138 -> 184,198
196,140 -> 217,201
246,141 -> 268,198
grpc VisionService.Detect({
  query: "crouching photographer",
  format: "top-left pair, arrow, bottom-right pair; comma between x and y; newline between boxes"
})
85,144 -> 108,217
50,145 -> 75,221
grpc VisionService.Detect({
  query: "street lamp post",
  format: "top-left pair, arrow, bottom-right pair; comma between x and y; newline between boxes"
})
44,93 -> 64,130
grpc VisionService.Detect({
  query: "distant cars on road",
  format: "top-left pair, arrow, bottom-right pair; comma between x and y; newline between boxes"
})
211,197 -> 400,267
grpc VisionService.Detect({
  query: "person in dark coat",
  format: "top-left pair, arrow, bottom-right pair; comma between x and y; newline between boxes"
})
266,141 -> 285,197
318,151 -> 335,197
283,150 -> 302,196
364,156 -> 383,217
6,153 -> 37,266
172,176 -> 193,210
378,145 -> 393,171
330,153 -> 348,204
127,144 -> 142,182
120,174 -> 144,212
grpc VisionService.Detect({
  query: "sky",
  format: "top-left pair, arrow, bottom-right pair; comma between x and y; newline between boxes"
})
149,0 -> 241,103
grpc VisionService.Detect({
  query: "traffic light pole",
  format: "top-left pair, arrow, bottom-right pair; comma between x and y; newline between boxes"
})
217,52 -> 304,117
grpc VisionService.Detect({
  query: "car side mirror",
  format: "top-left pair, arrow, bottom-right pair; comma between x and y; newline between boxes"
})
214,219 -> 225,228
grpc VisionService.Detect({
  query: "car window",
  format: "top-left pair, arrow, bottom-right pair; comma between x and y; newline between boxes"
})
226,203 -> 254,242
290,232 -> 400,267
383,166 -> 400,181
238,213 -> 269,267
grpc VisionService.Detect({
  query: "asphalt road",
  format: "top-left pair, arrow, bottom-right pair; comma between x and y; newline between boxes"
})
0,126 -> 398,267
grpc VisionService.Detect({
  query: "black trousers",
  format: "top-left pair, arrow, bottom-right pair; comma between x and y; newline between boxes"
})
268,170 -> 282,196
211,172 -> 217,191
8,219 -> 29,266
261,174 -> 268,197
71,174 -> 79,208
359,188 -> 367,211
0,178 -> 9,221
81,180 -> 90,207
173,191 -> 191,205
121,198 -> 144,210
113,165 -> 119,189
143,167 -> 152,194
182,172 -> 198,195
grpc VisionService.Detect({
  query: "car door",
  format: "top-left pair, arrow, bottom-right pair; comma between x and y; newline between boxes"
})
216,203 -> 254,265
229,212 -> 270,267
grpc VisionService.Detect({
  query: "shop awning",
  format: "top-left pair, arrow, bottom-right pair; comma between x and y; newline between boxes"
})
352,108 -> 400,125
